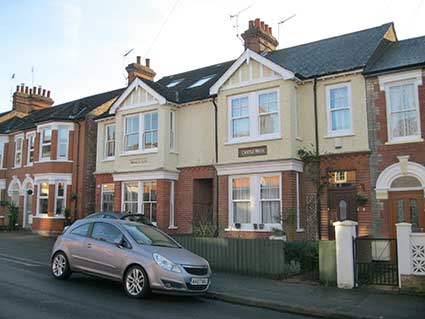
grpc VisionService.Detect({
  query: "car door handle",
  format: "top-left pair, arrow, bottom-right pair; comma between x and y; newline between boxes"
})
87,243 -> 92,248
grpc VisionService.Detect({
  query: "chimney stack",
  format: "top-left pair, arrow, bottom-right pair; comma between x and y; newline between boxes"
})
241,18 -> 279,53
13,83 -> 54,114
126,55 -> 156,84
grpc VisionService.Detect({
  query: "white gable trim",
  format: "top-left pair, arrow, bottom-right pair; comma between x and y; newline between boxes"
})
109,78 -> 167,114
210,49 -> 295,95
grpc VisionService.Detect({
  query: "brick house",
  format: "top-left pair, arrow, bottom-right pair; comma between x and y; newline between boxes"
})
0,85 -> 123,235
364,36 -> 425,238
94,20 -> 404,240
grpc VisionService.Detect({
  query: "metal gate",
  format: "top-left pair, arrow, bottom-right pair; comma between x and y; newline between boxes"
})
354,237 -> 398,286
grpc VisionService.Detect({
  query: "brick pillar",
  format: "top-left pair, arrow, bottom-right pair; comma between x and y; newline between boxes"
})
34,132 -> 40,162
51,129 -> 58,160
218,175 -> 228,236
32,185 -> 38,216
114,182 -> 121,212
48,184 -> 55,217
156,179 -> 171,231
282,171 -> 298,240
68,130 -> 75,161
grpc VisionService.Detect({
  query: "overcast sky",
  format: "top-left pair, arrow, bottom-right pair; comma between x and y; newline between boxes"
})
0,0 -> 424,112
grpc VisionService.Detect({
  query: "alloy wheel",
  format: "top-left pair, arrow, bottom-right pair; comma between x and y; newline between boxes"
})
126,268 -> 145,296
52,254 -> 67,277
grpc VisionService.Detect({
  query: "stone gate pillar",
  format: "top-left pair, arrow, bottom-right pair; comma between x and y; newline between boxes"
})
334,220 -> 357,289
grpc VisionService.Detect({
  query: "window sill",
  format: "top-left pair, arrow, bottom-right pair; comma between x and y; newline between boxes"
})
169,151 -> 178,155
225,224 -> 282,232
102,158 -> 115,162
121,149 -> 158,156
324,132 -> 354,139
385,137 -> 424,145
168,225 -> 178,230
12,166 -> 22,169
35,159 -> 73,163
225,135 -> 282,145
296,228 -> 305,233
33,215 -> 65,219
24,164 -> 34,168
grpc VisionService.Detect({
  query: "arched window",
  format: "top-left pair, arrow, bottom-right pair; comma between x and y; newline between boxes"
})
339,200 -> 347,220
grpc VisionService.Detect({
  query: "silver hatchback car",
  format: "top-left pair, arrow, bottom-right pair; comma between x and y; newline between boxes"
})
51,219 -> 211,298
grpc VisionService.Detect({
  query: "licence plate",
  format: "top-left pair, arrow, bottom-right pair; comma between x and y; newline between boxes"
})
190,278 -> 209,285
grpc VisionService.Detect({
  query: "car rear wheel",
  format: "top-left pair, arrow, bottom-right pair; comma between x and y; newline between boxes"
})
124,265 -> 150,298
51,252 -> 72,280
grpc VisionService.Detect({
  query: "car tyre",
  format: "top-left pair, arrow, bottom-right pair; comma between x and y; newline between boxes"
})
51,252 -> 72,280
124,265 -> 150,299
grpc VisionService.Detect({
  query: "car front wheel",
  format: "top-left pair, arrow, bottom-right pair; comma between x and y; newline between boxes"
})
51,252 -> 72,280
124,265 -> 150,298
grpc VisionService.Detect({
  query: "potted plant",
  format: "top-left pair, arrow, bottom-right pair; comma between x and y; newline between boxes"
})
64,208 -> 71,226
70,192 -> 78,202
356,194 -> 368,206
259,223 -> 265,230
253,223 -> 258,230
235,223 -> 241,229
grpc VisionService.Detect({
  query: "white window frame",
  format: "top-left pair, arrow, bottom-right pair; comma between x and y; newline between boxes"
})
104,124 -> 116,160
40,128 -> 52,161
0,141 -> 4,169
57,126 -> 69,160
14,135 -> 23,168
227,89 -> 281,144
326,82 -> 353,137
122,112 -> 159,155
37,182 -> 49,215
170,110 -> 177,152
384,80 -> 422,143
228,173 -> 282,231
101,183 -> 115,212
54,181 -> 66,215
121,180 -> 157,223
169,180 -> 177,229
26,133 -> 35,166
142,112 -> 159,151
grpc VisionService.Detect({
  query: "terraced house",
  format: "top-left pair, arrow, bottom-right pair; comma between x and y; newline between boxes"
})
0,85 -> 123,234
94,20 -> 416,240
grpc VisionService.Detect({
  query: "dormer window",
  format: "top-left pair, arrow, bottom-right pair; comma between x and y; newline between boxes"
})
187,74 -> 215,88
166,79 -> 184,88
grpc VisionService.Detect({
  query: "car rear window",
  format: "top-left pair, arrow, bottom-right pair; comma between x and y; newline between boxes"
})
123,224 -> 179,248
71,223 -> 91,237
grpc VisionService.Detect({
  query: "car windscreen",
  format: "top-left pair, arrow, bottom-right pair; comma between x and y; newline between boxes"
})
123,224 -> 179,248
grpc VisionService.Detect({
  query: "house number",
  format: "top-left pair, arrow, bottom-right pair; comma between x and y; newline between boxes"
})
238,146 -> 267,157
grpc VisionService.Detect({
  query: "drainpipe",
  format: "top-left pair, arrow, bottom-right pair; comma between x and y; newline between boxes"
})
212,96 -> 219,237
313,78 -> 322,239
73,121 -> 81,221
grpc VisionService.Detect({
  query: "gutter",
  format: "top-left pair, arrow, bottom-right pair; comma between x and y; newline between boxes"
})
313,78 -> 321,239
212,96 -> 219,237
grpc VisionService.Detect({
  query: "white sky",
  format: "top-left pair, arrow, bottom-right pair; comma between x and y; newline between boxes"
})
0,0 -> 424,112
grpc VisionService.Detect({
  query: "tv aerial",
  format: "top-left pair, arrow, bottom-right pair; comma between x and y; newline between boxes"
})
230,5 -> 252,42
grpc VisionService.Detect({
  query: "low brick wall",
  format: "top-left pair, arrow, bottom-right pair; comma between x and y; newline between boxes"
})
401,275 -> 425,295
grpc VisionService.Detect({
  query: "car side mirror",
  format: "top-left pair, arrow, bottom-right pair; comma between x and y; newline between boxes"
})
115,236 -> 131,249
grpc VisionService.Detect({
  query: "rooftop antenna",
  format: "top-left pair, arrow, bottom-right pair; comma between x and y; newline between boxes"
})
230,5 -> 252,43
122,48 -> 134,85
31,66 -> 34,87
9,73 -> 15,104
277,14 -> 296,48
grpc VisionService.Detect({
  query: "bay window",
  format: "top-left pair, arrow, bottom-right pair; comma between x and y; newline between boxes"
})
122,180 -> 157,223
57,127 -> 69,159
228,89 -> 280,143
41,128 -> 52,160
123,112 -> 158,154
229,174 -> 281,230
14,136 -> 23,167
387,83 -> 421,141
38,182 -> 49,215
55,182 -> 66,215
27,134 -> 35,165
105,124 -> 115,159
101,183 -> 115,211
326,83 -> 352,136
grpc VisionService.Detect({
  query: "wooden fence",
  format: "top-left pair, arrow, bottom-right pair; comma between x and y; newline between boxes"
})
172,235 -> 286,278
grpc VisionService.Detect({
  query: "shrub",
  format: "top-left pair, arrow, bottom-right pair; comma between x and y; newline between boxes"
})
284,241 -> 319,276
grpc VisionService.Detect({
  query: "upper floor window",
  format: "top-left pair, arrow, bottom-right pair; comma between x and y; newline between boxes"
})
27,134 -> 35,165
228,90 -> 280,143
0,140 -> 5,169
41,128 -> 52,160
14,136 -> 23,167
170,111 -> 176,152
387,83 -> 420,141
38,182 -> 49,214
326,83 -> 352,136
123,112 -> 158,154
57,127 -> 69,159
105,124 -> 115,159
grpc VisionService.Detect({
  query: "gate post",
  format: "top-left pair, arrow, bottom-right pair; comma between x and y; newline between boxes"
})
396,223 -> 412,288
333,220 -> 357,289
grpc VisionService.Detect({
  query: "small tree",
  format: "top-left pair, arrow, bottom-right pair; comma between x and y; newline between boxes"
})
0,200 -> 19,231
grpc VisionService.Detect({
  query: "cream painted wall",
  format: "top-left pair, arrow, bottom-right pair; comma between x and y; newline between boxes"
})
298,73 -> 370,155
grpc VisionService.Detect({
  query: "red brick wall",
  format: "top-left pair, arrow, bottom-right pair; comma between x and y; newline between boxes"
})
157,179 -> 171,231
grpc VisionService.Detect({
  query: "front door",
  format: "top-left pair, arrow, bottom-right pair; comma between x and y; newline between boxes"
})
328,186 -> 357,240
24,192 -> 33,228
389,191 -> 425,236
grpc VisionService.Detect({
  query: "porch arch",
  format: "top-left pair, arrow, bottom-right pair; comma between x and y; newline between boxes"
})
376,160 -> 425,199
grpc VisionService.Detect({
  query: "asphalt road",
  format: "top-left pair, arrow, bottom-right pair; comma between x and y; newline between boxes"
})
0,232 -> 313,319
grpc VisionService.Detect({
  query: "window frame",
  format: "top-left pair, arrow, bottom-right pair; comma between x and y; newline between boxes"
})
227,89 -> 281,144
37,182 -> 49,215
54,181 -> 66,216
57,126 -> 69,160
170,110 -> 177,152
40,128 -> 52,161
26,133 -> 35,166
142,111 -> 158,150
101,183 -> 115,212
14,135 -> 23,168
0,140 -> 4,169
384,79 -> 422,143
121,180 -> 157,224
104,124 -> 116,160
122,112 -> 159,155
325,82 -> 353,137
228,173 -> 282,231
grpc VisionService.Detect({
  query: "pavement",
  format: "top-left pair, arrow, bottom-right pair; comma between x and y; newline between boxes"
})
1,231 -> 424,319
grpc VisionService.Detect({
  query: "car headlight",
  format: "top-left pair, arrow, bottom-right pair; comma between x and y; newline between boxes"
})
153,253 -> 181,273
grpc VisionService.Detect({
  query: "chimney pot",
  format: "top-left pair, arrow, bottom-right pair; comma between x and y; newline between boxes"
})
47,90 -> 51,98
136,56 -> 141,64
241,18 -> 279,53
269,26 -> 272,34
254,18 -> 260,27
29,88 -> 32,94
38,87 -> 42,95
42,89 -> 46,96
249,20 -> 254,28
33,86 -> 37,94
145,58 -> 150,68
264,24 -> 268,32
25,86 -> 29,94
260,21 -> 265,30
16,85 -> 20,92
